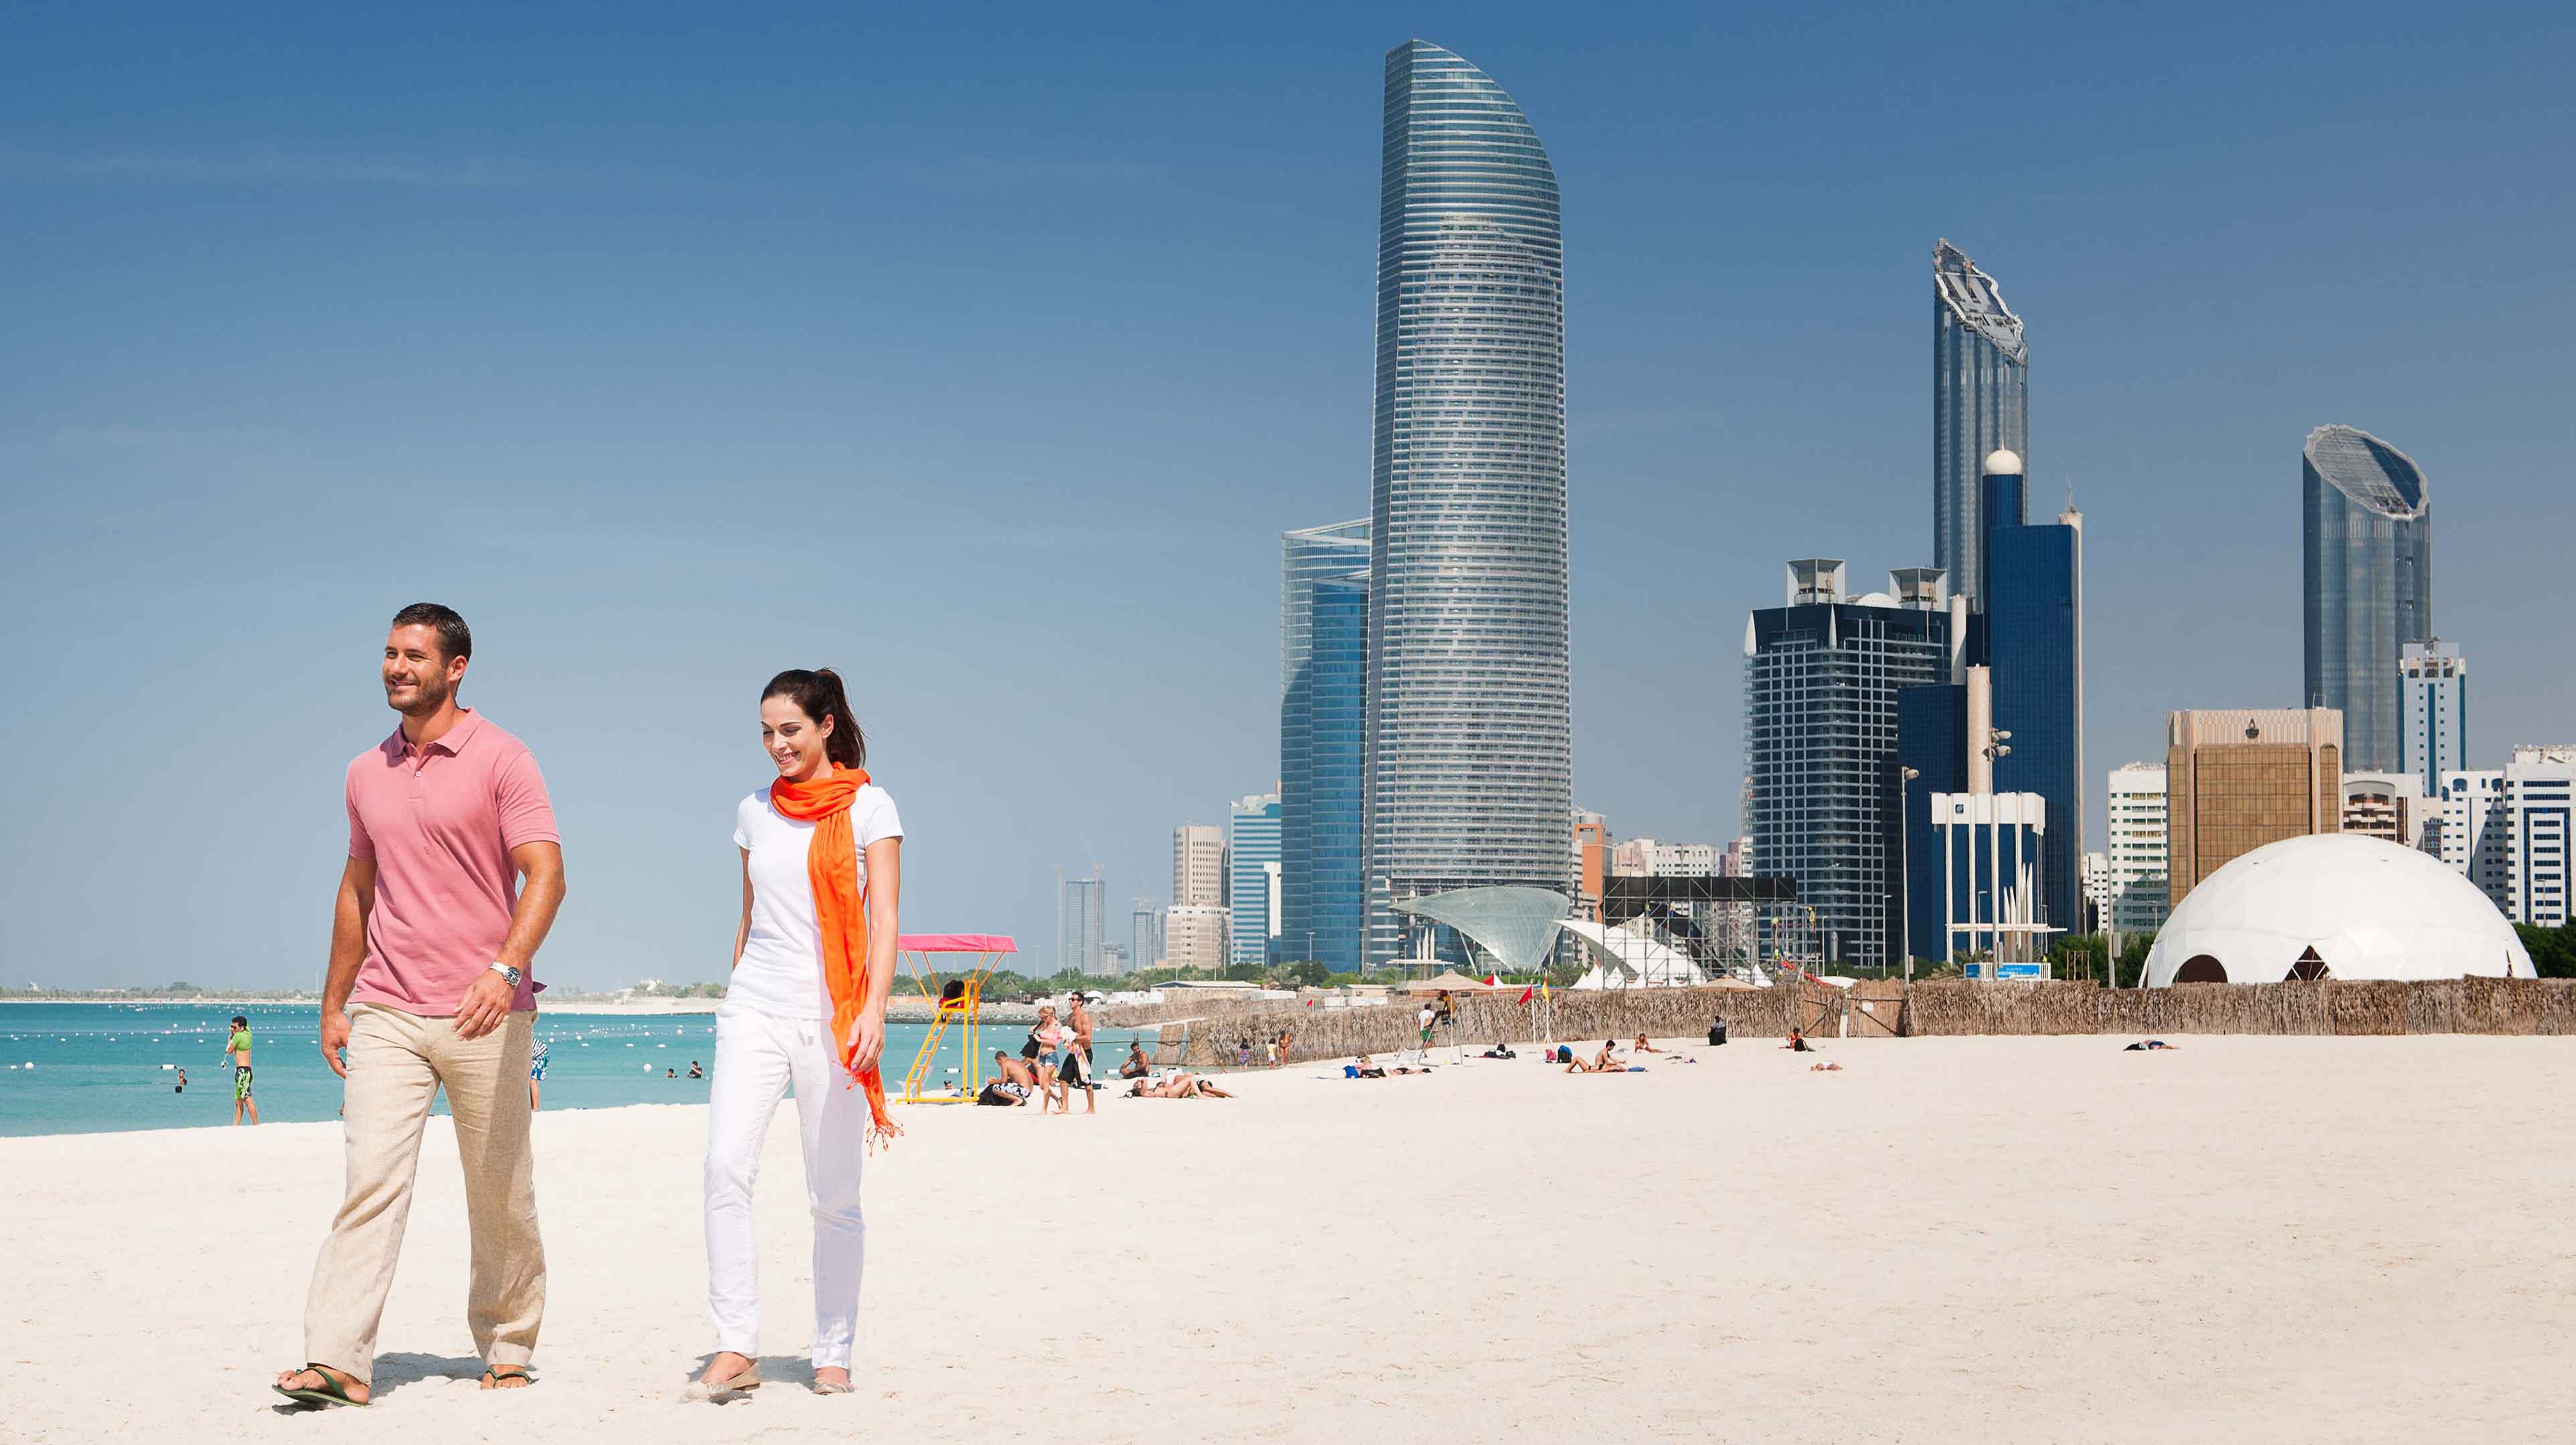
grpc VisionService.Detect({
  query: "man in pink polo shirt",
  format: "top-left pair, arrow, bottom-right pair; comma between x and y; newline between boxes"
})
274,603 -> 568,1410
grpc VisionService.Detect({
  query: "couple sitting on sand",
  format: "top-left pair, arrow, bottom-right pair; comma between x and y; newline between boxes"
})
273,607 -> 908,1410
1564,1039 -> 1630,1073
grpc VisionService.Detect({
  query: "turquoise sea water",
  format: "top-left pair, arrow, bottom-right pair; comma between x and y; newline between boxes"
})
0,1003 -> 1143,1138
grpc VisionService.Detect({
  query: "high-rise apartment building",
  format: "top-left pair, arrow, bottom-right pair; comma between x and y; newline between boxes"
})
2082,852 -> 2111,936
2341,771 -> 2431,850
1162,904 -> 1232,975
1281,519 -> 1371,973
1055,868 -> 1106,976
1982,450 -> 2084,939
1747,560 -> 1955,969
1172,825 -> 1225,908
2439,746 -> 2574,925
1934,239 -> 2029,613
1365,40 -> 1572,968
2105,763 -> 2171,937
2165,708 -> 2343,908
1572,811 -> 1608,923
2302,425 -> 2432,771
1228,793 -> 1283,967
2399,639 -> 2467,799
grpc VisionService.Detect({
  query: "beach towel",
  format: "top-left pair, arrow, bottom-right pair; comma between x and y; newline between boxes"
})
769,763 -> 900,1147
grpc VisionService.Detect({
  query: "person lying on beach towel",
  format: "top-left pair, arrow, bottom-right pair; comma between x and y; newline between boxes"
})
1632,1035 -> 1667,1054
1128,1072 -> 1232,1098
1348,1054 -> 1388,1079
1809,1060 -> 1843,1072
2122,1039 -> 2180,1051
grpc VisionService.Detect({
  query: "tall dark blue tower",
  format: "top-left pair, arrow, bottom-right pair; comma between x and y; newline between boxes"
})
1980,449 -> 2084,937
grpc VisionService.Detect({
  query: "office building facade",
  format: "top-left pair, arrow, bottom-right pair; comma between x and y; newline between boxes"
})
2341,771 -> 2431,850
2440,747 -> 2575,925
1162,904 -> 1232,976
1934,239 -> 2029,613
1173,825 -> 1226,908
1982,450 -> 2084,939
2165,708 -> 2343,908
2399,639 -> 2467,799
1366,40 -> 1572,967
2105,763 -> 2171,937
1228,793 -> 1283,967
1747,560 -> 1954,970
1280,520 -> 1371,973
2302,425 -> 2432,771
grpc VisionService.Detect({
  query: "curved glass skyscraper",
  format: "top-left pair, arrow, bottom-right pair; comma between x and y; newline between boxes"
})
1934,239 -> 2028,612
2303,424 -> 2432,772
1365,40 -> 1570,968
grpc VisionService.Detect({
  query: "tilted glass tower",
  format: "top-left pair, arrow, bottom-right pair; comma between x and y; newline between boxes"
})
1933,239 -> 2029,612
1365,40 -> 1571,968
2302,424 -> 2432,772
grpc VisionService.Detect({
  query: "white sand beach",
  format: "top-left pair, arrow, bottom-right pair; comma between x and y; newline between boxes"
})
5,1034 -> 2572,1443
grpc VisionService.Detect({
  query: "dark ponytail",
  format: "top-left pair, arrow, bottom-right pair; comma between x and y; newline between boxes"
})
762,668 -> 867,769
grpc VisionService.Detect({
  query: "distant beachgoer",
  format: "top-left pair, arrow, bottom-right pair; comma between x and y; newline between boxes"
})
527,1037 -> 549,1111
1809,1061 -> 1843,1072
176,1066 -> 189,1094
1435,991 -> 1454,1027
1276,1030 -> 1293,1066
276,603 -> 564,1410
226,1016 -> 259,1126
666,1068 -> 677,1078
692,667 -> 903,1402
1784,1030 -> 1811,1053
1564,1040 -> 1621,1074
2123,1040 -> 2179,1051
1118,1042 -> 1149,1079
687,1060 -> 703,1079
1418,1003 -> 1435,1048
1130,1072 -> 1232,1098
1235,1037 -> 1253,1068
1351,1054 -> 1388,1079
1633,1035 -> 1667,1054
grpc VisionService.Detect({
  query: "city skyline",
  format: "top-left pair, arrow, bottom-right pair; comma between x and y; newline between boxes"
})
7,7 -> 2575,989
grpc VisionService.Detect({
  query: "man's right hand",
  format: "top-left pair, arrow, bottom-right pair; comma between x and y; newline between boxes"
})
318,1009 -> 351,1078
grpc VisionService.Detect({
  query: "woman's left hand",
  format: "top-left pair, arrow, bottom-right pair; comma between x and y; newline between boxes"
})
846,1009 -> 887,1074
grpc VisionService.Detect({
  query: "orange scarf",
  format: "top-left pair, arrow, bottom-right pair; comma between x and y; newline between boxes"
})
768,764 -> 901,1147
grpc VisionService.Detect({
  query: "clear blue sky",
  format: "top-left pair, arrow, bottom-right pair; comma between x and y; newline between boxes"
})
5,2 -> 2571,989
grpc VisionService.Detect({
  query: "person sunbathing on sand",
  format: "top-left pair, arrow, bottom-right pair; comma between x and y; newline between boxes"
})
1351,1054 -> 1388,1079
1564,1040 -> 1622,1073
1783,1030 -> 1811,1052
1633,1035 -> 1667,1054
1129,1072 -> 1232,1099
1809,1060 -> 1843,1072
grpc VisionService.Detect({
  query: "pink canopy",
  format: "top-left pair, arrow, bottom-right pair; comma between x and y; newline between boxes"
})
897,933 -> 1017,955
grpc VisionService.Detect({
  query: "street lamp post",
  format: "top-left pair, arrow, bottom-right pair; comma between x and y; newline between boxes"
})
1899,765 -> 1921,983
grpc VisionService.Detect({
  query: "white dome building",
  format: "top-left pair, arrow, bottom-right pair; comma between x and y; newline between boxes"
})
2145,834 -> 2534,985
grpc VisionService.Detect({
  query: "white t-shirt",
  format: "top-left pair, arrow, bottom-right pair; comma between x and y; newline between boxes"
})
727,783 -> 903,1020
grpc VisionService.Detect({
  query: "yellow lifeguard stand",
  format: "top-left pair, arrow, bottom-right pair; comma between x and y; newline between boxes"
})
894,933 -> 1017,1103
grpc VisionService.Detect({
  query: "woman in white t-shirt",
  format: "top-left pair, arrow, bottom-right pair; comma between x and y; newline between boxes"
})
689,668 -> 902,1402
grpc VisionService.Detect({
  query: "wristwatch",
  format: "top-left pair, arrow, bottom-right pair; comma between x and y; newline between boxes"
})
489,961 -> 525,989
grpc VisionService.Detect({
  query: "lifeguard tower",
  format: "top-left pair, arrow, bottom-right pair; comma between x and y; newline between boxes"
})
895,933 -> 1016,1103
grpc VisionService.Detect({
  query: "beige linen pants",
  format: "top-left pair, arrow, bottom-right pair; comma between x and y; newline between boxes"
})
302,1004 -> 545,1385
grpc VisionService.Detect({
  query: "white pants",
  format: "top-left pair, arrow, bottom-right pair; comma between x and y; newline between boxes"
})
703,1009 -> 867,1367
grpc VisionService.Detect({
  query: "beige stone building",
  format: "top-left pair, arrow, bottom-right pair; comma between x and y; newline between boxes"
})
1172,824 -> 1226,907
1161,904 -> 1232,975
2165,708 -> 2342,908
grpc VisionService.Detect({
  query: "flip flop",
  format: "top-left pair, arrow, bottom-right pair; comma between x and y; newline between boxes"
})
273,1365 -> 367,1408
481,1364 -> 535,1389
678,1363 -> 761,1402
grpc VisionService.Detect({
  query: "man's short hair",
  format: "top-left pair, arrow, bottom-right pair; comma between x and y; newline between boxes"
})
391,603 -> 472,662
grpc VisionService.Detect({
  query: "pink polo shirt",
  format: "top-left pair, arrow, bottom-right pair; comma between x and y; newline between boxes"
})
345,710 -> 559,1016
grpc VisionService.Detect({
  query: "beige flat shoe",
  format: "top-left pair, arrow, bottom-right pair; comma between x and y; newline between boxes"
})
678,1363 -> 761,1403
